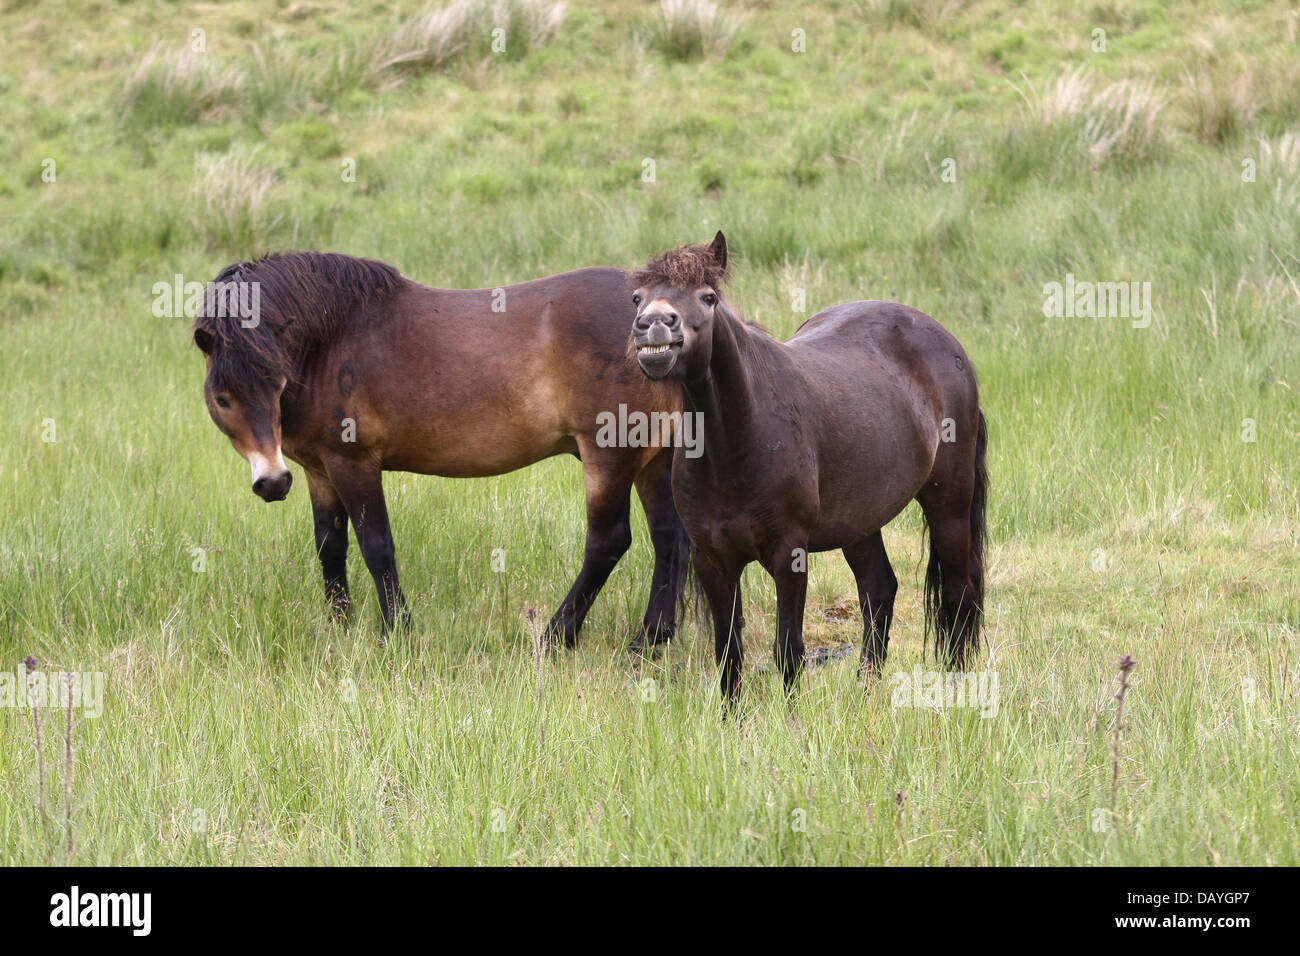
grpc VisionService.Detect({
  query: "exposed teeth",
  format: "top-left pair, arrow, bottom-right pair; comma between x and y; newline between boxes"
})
639,344 -> 673,354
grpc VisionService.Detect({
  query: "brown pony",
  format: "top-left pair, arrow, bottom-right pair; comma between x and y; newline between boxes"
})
628,233 -> 988,703
193,252 -> 689,648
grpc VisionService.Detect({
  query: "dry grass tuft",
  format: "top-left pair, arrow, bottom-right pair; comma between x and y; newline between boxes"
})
190,148 -> 281,254
1183,68 -> 1260,144
1012,67 -> 1166,164
653,0 -> 741,62
378,0 -> 567,76
123,44 -> 247,125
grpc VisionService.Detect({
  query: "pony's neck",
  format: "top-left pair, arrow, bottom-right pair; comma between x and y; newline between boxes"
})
683,304 -> 772,464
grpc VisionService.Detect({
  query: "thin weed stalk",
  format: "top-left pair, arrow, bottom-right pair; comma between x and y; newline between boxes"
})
1111,654 -> 1136,812
64,673 -> 75,860
24,655 -> 50,863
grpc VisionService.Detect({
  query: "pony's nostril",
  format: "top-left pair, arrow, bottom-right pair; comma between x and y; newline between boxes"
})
253,477 -> 269,496
668,312 -> 679,324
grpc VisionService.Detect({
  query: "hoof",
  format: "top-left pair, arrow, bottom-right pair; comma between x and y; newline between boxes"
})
378,608 -> 413,644
629,625 -> 674,657
542,623 -> 578,652
858,652 -> 886,684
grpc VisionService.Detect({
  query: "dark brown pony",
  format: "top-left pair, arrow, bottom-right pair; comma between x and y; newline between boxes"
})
628,233 -> 988,703
193,252 -> 689,648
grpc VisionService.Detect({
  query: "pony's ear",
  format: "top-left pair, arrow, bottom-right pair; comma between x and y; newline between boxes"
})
194,328 -> 214,354
708,230 -> 728,272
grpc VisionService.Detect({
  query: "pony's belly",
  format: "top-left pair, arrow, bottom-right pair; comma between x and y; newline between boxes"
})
808,524 -> 878,553
809,462 -> 930,549
385,432 -> 577,478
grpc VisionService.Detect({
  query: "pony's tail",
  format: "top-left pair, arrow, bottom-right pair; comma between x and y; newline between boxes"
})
968,410 -> 989,640
923,410 -> 988,666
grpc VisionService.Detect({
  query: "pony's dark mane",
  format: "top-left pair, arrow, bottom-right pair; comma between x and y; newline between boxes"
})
194,252 -> 404,390
716,299 -> 774,342
714,299 -> 784,386
630,242 -> 728,291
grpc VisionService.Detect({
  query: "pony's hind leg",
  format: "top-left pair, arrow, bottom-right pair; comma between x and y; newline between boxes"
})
918,494 -> 979,670
842,532 -> 898,679
629,450 -> 687,654
917,411 -> 988,670
545,439 -> 636,648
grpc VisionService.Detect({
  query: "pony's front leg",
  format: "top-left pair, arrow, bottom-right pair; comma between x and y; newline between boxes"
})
307,471 -> 351,620
325,459 -> 409,637
769,544 -> 808,696
694,550 -> 745,707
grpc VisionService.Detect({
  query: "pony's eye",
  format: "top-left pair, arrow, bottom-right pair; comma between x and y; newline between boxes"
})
216,395 -> 231,410
702,292 -> 718,307
632,294 -> 642,306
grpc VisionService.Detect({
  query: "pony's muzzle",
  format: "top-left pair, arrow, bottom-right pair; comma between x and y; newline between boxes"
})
252,470 -> 293,502
633,313 -> 683,379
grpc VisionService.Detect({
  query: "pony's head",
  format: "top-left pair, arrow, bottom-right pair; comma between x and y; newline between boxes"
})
628,231 -> 729,381
192,252 -> 403,502
193,262 -> 293,502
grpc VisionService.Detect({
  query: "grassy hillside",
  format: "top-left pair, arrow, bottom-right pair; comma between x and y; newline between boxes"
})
0,0 -> 1297,864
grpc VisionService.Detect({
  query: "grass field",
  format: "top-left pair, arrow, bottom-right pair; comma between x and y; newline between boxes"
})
1,0 -> 1298,864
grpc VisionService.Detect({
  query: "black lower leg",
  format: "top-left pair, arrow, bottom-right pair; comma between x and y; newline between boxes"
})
631,467 -> 686,652
545,493 -> 633,648
314,502 -> 350,618
940,591 -> 977,670
695,552 -> 744,706
771,554 -> 808,696
328,466 -> 408,636
844,533 -> 897,677
308,475 -> 351,619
